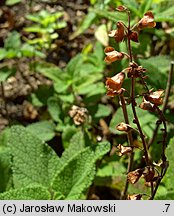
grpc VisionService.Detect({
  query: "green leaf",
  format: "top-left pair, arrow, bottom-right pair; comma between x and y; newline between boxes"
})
0,66 -> 16,82
0,147 -> 12,193
7,126 -> 59,188
21,44 -> 45,58
162,137 -> 174,190
54,78 -> 71,93
70,11 -> 96,40
6,0 -> 21,6
5,31 -> 21,50
66,54 -> 83,76
155,190 -> 174,200
93,8 -> 127,22
139,55 -> 171,89
109,105 -> 158,138
51,141 -> 110,199
62,125 -> 78,149
93,104 -> 112,119
47,96 -> 62,122
61,130 -> 85,159
140,0 -> 153,15
0,185 -> 51,200
33,61 -> 62,82
0,48 -> 7,60
121,0 -> 141,17
27,121 -> 56,142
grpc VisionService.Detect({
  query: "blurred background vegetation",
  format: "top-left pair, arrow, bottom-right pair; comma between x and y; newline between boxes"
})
0,0 -> 174,200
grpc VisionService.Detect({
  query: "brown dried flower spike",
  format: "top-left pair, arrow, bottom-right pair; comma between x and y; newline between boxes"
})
104,46 -> 124,63
137,11 -> 156,30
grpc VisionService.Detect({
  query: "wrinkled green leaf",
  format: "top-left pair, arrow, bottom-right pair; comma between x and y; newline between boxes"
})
51,141 -> 110,199
7,126 -> 60,188
0,185 -> 51,200
27,121 -> 56,142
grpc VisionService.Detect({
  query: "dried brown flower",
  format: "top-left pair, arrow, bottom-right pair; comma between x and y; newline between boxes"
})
145,90 -> 164,106
127,168 -> 144,184
116,122 -> 133,132
139,97 -> 156,112
105,72 -> 125,97
143,166 -> 155,182
137,11 -> 156,30
116,5 -> 127,12
69,105 -> 88,125
104,46 -> 124,63
127,194 -> 142,200
129,31 -> 139,42
108,22 -> 125,43
116,144 -> 132,156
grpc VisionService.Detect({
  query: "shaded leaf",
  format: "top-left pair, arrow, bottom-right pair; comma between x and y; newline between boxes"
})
27,121 -> 56,142
0,185 -> 51,200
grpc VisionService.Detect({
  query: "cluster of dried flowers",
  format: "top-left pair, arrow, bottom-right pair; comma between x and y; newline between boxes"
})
104,6 -> 168,200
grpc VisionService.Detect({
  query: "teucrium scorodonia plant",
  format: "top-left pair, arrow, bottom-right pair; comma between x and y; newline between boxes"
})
104,5 -> 169,200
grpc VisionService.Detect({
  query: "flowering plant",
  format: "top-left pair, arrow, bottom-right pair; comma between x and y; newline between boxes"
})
104,6 -> 170,200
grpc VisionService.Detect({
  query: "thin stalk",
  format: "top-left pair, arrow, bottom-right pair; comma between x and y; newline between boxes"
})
130,77 -> 150,165
0,81 -> 9,121
126,10 -> 154,197
120,95 -> 134,199
148,61 -> 173,148
126,11 -> 150,166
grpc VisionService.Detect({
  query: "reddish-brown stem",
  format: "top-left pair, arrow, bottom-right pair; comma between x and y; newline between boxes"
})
126,10 -> 154,198
148,61 -> 173,148
120,95 -> 134,199
126,11 -> 150,166
130,77 -> 150,165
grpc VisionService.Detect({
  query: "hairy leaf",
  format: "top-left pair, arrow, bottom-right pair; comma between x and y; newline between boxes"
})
7,126 -> 60,188
0,185 -> 51,200
27,121 -> 56,142
51,141 -> 110,199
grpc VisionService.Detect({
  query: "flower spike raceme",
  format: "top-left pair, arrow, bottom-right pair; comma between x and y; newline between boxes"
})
104,6 -> 169,200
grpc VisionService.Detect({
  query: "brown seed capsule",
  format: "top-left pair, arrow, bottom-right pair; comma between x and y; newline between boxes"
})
145,90 -> 164,106
127,168 -> 144,184
139,97 -> 156,112
104,46 -> 124,63
69,105 -> 88,125
105,72 -> 125,97
108,22 -> 125,43
127,194 -> 142,200
137,11 -> 156,30
116,5 -> 127,12
143,166 -> 155,182
116,122 -> 133,132
129,31 -> 139,42
116,144 -> 132,156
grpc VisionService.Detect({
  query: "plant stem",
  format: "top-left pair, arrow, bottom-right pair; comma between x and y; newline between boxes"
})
148,61 -> 173,148
126,11 -> 150,166
131,77 -> 150,165
120,95 -> 134,199
0,81 -> 9,121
